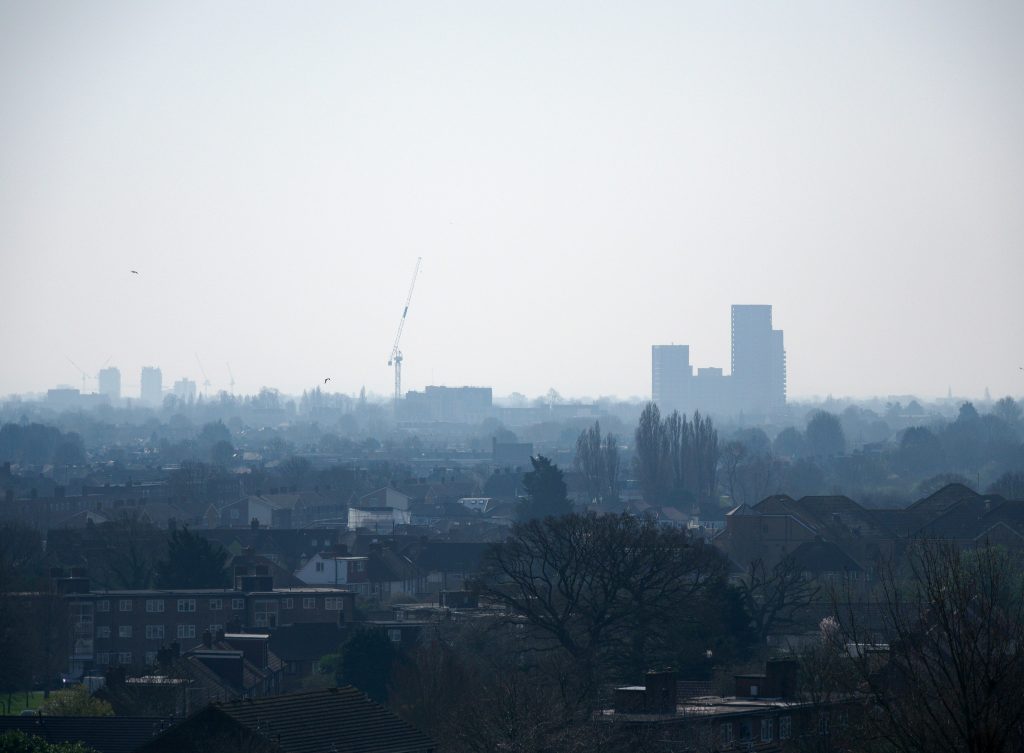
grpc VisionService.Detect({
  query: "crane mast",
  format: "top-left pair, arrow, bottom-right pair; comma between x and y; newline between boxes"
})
388,257 -> 422,408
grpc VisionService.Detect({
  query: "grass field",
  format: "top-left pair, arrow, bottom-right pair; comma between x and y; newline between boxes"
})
2,691 -> 45,716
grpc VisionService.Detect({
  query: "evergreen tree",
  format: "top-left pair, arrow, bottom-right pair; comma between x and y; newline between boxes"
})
154,528 -> 229,589
517,456 -> 572,521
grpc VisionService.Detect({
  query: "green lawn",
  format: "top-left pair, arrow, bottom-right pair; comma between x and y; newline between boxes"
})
2,691 -> 45,716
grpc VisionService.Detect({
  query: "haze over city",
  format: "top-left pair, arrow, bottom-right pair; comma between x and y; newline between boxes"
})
3,1 -> 1024,400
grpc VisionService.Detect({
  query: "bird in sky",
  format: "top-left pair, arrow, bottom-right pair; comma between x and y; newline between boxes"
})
324,378 -> 331,383
130,270 -> 139,275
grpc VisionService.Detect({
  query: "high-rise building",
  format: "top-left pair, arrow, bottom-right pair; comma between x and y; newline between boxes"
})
140,367 -> 162,406
651,306 -> 786,417
731,305 -> 786,412
98,367 -> 121,402
652,345 -> 692,413
172,378 -> 197,402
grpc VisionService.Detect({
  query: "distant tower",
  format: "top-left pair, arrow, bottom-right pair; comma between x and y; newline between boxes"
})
172,378 -> 197,402
98,367 -> 121,402
731,305 -> 786,413
140,366 -> 163,405
652,345 -> 693,413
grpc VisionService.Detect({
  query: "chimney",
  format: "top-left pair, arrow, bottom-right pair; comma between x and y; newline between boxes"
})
765,658 -> 798,698
644,670 -> 678,713
202,630 -> 213,648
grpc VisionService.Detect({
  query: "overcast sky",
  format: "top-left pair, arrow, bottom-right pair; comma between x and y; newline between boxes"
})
2,1 -> 1022,402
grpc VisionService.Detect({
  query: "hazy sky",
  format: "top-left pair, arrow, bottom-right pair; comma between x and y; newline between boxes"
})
2,1 -> 1023,401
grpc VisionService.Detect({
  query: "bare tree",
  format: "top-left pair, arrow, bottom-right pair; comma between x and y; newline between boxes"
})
574,422 -> 621,505
634,405 -> 718,507
480,513 -> 728,696
834,540 -> 1024,753
738,556 -> 820,644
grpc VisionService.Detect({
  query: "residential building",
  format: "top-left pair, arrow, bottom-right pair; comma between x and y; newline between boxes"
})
140,367 -> 162,406
136,687 -> 436,753
600,662 -> 858,753
171,378 -> 196,402
97,367 -> 121,402
651,305 -> 786,418
731,304 -> 786,413
652,344 -> 693,414
402,385 -> 493,423
60,574 -> 355,678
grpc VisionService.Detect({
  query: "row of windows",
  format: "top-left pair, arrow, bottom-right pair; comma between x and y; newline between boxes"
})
92,596 -> 326,612
94,624 -> 226,640
717,713 -> 845,745
720,715 -> 793,745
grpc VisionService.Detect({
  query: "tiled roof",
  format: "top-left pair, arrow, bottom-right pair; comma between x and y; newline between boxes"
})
215,687 -> 434,753
788,540 -> 863,573
906,483 -> 979,515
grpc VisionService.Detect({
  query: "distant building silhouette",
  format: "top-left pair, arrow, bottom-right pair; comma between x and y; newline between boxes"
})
402,386 -> 493,424
652,305 -> 786,417
731,304 -> 786,413
98,367 -> 121,402
651,345 -> 692,411
172,378 -> 197,402
140,366 -> 162,405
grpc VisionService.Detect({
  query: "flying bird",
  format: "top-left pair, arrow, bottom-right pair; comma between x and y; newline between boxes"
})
324,378 -> 331,383
130,270 -> 139,275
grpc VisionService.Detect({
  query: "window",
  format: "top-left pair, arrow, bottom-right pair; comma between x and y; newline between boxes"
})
324,597 -> 344,610
232,598 -> 245,610
209,598 -> 223,610
837,710 -> 849,728
177,624 -> 196,639
208,624 -> 223,635
118,625 -> 133,638
144,651 -> 157,665
779,716 -> 792,740
118,599 -> 133,612
387,628 -> 402,643
283,598 -> 294,609
146,625 -> 165,639
719,723 -> 733,745
96,626 -> 110,639
117,652 -> 132,664
145,599 -> 165,613
819,714 -> 830,736
96,600 -> 110,612
177,599 -> 196,613
303,597 -> 316,610
315,561 -> 325,572
96,652 -> 110,665
739,720 -> 752,742
254,600 -> 278,628
761,718 -> 773,742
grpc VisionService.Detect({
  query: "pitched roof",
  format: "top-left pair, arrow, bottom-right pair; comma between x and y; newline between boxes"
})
216,687 -> 434,753
149,687 -> 432,753
788,540 -> 863,573
907,483 -> 979,515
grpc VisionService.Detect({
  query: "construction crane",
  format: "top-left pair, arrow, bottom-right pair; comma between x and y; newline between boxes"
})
388,257 -> 422,408
66,355 -> 112,393
195,353 -> 212,397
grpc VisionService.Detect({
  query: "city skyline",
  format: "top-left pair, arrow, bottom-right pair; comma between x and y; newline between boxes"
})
2,2 -> 1023,400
